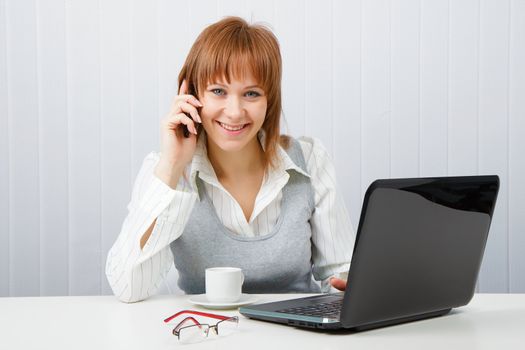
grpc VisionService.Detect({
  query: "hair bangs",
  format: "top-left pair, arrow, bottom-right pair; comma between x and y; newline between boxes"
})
195,37 -> 270,95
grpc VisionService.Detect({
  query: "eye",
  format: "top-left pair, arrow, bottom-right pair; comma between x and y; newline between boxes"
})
245,90 -> 261,98
211,88 -> 225,96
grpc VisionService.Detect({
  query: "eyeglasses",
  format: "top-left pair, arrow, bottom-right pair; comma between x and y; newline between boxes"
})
164,310 -> 239,343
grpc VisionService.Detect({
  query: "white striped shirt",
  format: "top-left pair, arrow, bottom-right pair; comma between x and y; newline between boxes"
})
106,135 -> 355,303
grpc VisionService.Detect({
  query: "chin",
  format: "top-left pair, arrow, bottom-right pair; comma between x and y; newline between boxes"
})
213,139 -> 253,153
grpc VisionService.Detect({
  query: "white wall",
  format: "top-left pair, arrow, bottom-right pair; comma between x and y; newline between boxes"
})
1,0 -> 524,297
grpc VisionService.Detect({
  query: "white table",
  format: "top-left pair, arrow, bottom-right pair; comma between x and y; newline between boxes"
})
1,293 -> 524,349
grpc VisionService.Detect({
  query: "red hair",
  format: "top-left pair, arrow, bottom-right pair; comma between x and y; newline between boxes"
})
178,16 -> 289,169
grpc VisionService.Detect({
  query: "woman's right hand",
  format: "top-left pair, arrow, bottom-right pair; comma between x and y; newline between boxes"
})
155,80 -> 203,188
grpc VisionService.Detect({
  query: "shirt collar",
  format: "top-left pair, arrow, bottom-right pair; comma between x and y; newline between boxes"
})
261,130 -> 310,178
188,131 -> 310,199
188,133 -> 217,196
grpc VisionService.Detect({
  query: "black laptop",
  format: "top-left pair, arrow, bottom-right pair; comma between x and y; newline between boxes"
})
240,175 -> 500,331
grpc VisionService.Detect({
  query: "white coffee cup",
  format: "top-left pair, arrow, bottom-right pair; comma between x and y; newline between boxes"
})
205,267 -> 244,303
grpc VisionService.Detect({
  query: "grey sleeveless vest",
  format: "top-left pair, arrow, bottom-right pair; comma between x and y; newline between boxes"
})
170,138 -> 321,294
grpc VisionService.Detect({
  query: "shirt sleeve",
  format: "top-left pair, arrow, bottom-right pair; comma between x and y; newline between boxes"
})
105,152 -> 198,303
298,137 -> 356,293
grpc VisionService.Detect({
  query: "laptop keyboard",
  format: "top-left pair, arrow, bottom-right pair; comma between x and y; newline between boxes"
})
275,298 -> 343,319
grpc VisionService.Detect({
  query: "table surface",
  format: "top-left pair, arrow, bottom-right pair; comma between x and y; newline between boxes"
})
1,293 -> 524,350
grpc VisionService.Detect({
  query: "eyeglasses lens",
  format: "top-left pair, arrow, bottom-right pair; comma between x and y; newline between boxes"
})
179,324 -> 209,344
217,317 -> 239,337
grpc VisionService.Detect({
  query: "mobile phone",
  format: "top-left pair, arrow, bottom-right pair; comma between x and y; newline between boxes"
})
182,114 -> 192,138
181,82 -> 198,138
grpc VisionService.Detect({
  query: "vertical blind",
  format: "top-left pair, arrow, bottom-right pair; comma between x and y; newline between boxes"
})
0,0 -> 524,297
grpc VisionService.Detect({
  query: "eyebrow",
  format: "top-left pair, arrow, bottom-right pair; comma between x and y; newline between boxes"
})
209,83 -> 263,89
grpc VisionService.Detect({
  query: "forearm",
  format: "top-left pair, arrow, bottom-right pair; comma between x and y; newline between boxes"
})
106,167 -> 197,302
106,204 -> 193,303
106,239 -> 173,303
137,161 -> 186,249
300,137 -> 356,288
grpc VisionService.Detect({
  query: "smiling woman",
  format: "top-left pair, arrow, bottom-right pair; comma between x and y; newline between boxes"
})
178,16 -> 283,169
200,75 -> 267,156
105,16 -> 355,303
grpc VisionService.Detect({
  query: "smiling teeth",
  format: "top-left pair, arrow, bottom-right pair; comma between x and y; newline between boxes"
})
220,122 -> 245,131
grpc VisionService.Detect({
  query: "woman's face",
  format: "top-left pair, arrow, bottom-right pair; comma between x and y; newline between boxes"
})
198,73 -> 267,154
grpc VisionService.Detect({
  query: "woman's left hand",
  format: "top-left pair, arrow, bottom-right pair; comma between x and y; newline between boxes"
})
330,277 -> 347,291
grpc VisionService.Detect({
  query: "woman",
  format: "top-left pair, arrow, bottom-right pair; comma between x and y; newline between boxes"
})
106,16 -> 354,303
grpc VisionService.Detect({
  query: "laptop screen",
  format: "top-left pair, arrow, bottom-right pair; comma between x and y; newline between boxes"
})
341,176 -> 499,327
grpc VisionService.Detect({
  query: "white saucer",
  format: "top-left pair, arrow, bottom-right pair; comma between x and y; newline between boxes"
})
188,294 -> 259,310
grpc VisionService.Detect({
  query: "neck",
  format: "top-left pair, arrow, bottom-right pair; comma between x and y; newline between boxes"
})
207,137 -> 265,180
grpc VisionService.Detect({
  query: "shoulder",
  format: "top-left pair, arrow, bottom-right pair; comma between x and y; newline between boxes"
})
280,136 -> 334,178
294,136 -> 332,166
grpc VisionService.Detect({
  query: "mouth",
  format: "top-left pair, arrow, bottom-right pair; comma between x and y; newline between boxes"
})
217,121 -> 249,134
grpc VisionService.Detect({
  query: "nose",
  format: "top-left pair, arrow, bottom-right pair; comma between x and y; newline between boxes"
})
224,95 -> 243,120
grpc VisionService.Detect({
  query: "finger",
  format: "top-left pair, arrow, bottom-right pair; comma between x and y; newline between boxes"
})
171,94 -> 203,112
164,112 -> 191,128
167,113 -> 197,135
330,277 -> 347,291
179,79 -> 188,95
180,94 -> 203,108
179,102 -> 202,123
178,80 -> 203,107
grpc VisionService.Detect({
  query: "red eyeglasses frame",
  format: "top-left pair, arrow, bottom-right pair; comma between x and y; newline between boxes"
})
164,309 -> 239,339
